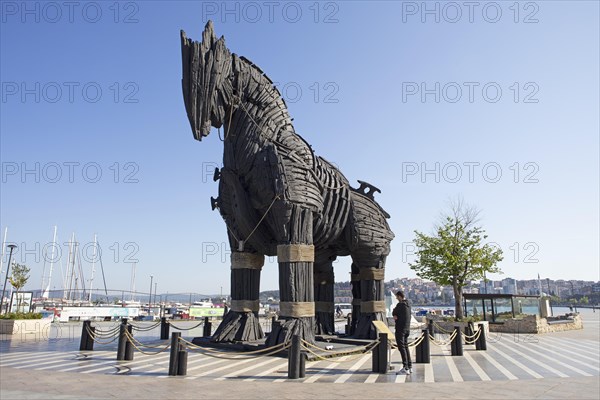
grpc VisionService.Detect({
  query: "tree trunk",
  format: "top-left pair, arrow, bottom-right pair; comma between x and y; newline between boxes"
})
453,283 -> 464,320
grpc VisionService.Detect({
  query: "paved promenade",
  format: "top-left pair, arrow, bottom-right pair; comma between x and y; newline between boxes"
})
1,310 -> 598,399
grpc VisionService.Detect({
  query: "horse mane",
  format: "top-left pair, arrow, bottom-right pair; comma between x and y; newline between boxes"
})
236,55 -> 289,112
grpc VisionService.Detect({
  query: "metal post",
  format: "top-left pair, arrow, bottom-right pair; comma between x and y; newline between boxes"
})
80,320 -> 90,351
125,324 -> 134,360
452,326 -> 463,356
168,332 -> 181,376
1,244 -> 17,314
288,334 -> 302,379
177,343 -> 188,376
116,318 -> 128,360
428,319 -> 434,336
421,328 -> 430,363
372,336 -> 379,372
160,316 -> 170,340
477,323 -> 487,351
87,324 -> 95,350
203,317 -> 212,337
415,329 -> 431,363
377,332 -> 388,373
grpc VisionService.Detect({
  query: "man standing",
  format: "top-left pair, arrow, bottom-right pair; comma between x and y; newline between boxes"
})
392,290 -> 412,374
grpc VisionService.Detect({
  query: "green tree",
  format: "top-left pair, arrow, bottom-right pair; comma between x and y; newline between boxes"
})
9,263 -> 30,312
580,296 -> 589,305
410,200 -> 504,319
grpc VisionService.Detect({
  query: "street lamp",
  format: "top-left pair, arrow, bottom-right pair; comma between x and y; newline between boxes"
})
1,244 -> 17,314
154,282 -> 157,307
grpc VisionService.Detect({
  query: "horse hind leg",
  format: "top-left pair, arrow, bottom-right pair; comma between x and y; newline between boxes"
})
314,254 -> 336,335
351,253 -> 388,339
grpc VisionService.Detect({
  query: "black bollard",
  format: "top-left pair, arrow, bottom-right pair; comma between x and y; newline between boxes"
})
177,346 -> 188,376
477,323 -> 487,351
203,317 -> 212,337
125,324 -> 134,361
288,334 -> 302,379
271,316 -> 276,333
451,326 -> 463,356
80,320 -> 90,351
160,317 -> 170,340
168,332 -> 181,376
116,318 -> 128,361
377,333 -> 388,373
299,351 -> 307,378
428,319 -> 434,336
372,337 -> 380,372
86,324 -> 95,351
415,329 -> 430,363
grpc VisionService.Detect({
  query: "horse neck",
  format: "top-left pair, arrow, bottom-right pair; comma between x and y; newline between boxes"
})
222,71 -> 294,174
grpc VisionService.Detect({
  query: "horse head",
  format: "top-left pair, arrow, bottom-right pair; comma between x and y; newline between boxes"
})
180,20 -> 233,141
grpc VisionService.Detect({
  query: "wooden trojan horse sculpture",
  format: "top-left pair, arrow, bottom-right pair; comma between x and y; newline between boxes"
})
180,21 -> 395,345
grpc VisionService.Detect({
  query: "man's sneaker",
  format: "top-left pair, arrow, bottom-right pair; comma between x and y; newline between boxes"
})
396,367 -> 411,375
407,367 -> 413,374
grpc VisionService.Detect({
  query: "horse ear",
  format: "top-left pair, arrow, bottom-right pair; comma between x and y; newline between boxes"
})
202,20 -> 217,51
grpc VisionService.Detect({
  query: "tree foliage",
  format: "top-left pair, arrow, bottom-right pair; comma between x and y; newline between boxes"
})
410,218 -> 503,286
9,263 -> 30,292
410,199 -> 504,319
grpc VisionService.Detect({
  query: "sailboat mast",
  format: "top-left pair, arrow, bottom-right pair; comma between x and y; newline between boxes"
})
47,226 -> 57,298
64,234 -> 73,300
88,234 -> 97,302
0,227 -> 7,279
130,262 -> 137,301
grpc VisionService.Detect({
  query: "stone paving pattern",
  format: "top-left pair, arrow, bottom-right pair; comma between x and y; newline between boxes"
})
1,310 -> 598,399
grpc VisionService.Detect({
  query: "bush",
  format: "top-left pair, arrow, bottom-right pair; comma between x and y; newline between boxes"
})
0,312 -> 43,320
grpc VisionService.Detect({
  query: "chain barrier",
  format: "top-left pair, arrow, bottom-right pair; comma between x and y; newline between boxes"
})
129,321 -> 162,331
168,321 -> 204,331
428,330 -> 458,346
180,337 -> 290,359
388,331 -> 425,349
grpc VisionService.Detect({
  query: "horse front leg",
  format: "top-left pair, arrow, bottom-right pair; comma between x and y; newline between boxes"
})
211,239 -> 265,342
266,205 -> 316,346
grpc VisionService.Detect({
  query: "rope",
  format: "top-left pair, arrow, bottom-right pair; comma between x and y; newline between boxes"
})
222,194 -> 280,249
124,330 -> 171,355
428,330 -> 458,346
461,327 -> 481,340
168,321 -> 204,331
244,194 -> 279,244
463,328 -> 482,344
129,321 -> 162,331
300,340 -> 380,363
181,337 -> 290,359
88,325 -> 121,337
407,333 -> 425,348
123,330 -> 171,349
432,321 -> 454,334
85,326 -> 119,345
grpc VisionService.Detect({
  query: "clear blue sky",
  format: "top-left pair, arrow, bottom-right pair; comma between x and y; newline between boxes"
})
1,1 -> 598,295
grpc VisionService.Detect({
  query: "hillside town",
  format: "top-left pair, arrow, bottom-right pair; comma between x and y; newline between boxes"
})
330,278 -> 600,306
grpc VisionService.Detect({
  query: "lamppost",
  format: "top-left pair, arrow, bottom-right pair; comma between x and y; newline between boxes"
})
1,244 -> 17,314
154,282 -> 157,307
